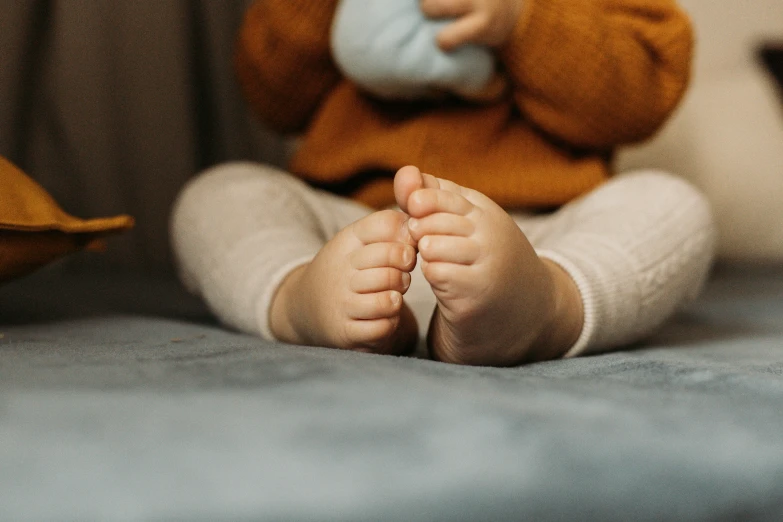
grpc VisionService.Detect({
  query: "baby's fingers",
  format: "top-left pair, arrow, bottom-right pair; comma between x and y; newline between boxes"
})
437,13 -> 488,51
420,0 -> 472,20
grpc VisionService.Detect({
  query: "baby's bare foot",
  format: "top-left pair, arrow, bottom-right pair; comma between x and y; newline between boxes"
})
394,166 -> 583,366
269,210 -> 418,355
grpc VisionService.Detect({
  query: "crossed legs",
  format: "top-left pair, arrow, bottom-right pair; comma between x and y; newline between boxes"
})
171,163 -> 715,365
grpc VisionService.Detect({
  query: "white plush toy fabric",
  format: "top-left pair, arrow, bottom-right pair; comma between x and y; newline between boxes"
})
330,0 -> 495,100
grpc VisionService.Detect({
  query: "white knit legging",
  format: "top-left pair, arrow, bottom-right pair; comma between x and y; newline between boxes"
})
170,162 -> 716,358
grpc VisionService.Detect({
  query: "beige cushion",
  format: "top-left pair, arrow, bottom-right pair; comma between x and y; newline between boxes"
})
617,0 -> 783,263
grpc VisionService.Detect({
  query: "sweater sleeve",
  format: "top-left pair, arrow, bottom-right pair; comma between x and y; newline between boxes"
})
499,0 -> 694,149
234,0 -> 343,134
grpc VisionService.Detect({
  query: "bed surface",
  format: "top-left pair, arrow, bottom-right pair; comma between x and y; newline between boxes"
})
2,267 -> 783,521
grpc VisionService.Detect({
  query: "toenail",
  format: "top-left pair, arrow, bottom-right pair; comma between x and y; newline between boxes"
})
390,291 -> 401,306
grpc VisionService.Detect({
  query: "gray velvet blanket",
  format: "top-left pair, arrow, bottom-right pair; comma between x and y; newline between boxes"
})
1,267 -> 783,521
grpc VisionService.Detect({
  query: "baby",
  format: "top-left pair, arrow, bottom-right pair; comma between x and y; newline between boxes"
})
171,0 -> 716,366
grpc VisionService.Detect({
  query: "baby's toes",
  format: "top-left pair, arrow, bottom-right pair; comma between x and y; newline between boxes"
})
420,260 -> 473,296
352,209 -> 413,246
421,173 -> 464,194
346,290 -> 403,320
407,188 -> 473,220
350,267 -> 412,295
350,242 -> 417,272
344,317 -> 401,352
419,236 -> 480,265
408,213 -> 474,242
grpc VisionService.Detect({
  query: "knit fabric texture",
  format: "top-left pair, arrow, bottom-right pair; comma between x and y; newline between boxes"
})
235,0 -> 694,209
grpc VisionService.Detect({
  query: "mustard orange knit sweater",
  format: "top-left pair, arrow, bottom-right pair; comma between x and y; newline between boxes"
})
235,0 -> 693,209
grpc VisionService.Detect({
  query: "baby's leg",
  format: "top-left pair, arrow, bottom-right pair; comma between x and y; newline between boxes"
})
171,162 -> 418,355
394,166 -> 585,366
394,166 -> 716,365
518,170 -> 717,357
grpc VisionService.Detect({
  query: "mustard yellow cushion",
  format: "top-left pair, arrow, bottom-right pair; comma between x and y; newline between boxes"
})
0,156 -> 134,282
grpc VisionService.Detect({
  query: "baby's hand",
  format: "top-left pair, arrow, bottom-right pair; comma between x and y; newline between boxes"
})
420,0 -> 524,52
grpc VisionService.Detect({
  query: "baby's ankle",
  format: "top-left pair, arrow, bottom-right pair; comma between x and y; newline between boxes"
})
530,259 -> 584,361
269,264 -> 310,344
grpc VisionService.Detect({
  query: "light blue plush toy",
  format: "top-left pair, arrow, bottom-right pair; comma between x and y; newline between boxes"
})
331,0 -> 497,100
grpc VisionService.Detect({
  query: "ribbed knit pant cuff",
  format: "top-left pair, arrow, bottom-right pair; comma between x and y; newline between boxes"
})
208,229 -> 319,340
